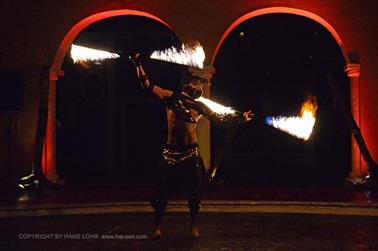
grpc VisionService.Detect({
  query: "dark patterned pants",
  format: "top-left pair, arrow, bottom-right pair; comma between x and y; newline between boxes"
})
150,144 -> 206,226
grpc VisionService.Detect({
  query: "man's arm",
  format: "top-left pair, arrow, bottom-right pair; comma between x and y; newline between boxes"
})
190,98 -> 253,125
130,54 -> 196,123
130,53 -> 172,100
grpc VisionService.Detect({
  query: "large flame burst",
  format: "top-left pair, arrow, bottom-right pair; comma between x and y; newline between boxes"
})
195,96 -> 236,115
70,44 -> 120,64
150,43 -> 205,69
266,95 -> 318,140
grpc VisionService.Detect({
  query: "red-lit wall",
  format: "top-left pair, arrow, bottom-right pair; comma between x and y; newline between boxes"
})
0,0 -> 377,179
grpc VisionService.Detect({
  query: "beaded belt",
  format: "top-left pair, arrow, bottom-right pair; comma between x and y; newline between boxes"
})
162,144 -> 200,165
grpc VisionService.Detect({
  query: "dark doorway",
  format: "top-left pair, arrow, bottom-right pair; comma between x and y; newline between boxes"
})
57,16 -> 183,184
212,14 -> 350,187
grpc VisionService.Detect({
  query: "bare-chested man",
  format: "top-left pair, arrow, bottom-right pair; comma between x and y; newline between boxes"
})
130,53 -> 253,240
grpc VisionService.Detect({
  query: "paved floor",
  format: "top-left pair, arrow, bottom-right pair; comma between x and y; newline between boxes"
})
1,212 -> 378,251
2,185 -> 378,206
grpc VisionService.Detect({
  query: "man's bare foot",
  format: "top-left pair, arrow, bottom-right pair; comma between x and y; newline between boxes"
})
152,227 -> 162,241
190,226 -> 199,239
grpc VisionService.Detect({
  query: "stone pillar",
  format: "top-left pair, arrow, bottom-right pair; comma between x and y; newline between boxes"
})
344,63 -> 362,179
44,70 -> 64,183
197,100 -> 211,171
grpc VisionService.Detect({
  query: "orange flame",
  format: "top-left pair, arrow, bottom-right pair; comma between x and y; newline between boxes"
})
266,95 -> 318,140
70,44 -> 120,63
150,42 -> 205,69
301,95 -> 318,118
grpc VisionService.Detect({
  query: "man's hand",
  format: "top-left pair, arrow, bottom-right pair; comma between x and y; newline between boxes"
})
242,110 -> 254,122
129,53 -> 142,67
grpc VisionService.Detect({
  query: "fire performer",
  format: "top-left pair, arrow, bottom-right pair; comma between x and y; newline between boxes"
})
130,53 -> 253,240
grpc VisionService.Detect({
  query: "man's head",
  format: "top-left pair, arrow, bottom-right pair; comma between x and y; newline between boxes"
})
181,65 -> 214,99
181,75 -> 208,99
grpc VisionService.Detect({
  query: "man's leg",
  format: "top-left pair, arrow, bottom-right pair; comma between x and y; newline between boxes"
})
150,161 -> 170,239
186,157 -> 206,238
150,193 -> 167,239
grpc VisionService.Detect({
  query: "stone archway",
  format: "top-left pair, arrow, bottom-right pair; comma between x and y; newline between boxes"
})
44,10 -> 175,181
211,7 -> 363,181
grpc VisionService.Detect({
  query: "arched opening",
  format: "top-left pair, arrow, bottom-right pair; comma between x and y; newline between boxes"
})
48,11 -> 183,184
211,9 -> 352,187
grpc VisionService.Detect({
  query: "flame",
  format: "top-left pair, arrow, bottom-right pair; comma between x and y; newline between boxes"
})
150,42 -> 205,69
70,44 -> 120,63
195,96 -> 236,115
266,95 -> 318,140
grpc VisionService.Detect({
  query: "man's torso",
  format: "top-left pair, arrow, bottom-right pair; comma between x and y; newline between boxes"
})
166,107 -> 200,146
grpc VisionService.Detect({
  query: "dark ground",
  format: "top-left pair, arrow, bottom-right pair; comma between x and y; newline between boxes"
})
1,185 -> 378,250
1,212 -> 378,251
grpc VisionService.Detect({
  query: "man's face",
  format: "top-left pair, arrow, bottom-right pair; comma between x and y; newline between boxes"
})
183,79 -> 205,99
189,80 -> 203,92
189,77 -> 208,91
